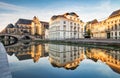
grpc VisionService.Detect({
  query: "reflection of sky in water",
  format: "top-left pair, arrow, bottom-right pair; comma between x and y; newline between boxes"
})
7,55 -> 120,78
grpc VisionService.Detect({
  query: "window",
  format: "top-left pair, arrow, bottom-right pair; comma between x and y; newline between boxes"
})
74,23 -> 76,25
63,53 -> 66,58
74,26 -> 76,30
108,26 -> 110,30
63,21 -> 66,24
119,24 -> 120,29
111,21 -> 113,24
78,27 -> 79,32
112,26 -> 113,30
115,32 -> 117,36
111,32 -> 113,36
70,26 -> 72,31
63,25 -> 66,30
64,59 -> 66,62
115,24 -> 117,30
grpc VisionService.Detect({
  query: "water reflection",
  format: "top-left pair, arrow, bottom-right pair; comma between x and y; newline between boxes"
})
5,42 -> 120,74
1,40 -> 17,46
49,44 -> 85,70
48,44 -> 120,73
86,48 -> 120,73
5,42 -> 48,63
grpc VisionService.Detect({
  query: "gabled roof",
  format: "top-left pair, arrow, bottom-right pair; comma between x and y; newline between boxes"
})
51,15 -> 66,20
16,19 -> 32,25
6,23 -> 14,28
109,9 -> 120,18
51,12 -> 79,21
64,12 -> 79,17
40,21 -> 49,25
89,19 -> 98,24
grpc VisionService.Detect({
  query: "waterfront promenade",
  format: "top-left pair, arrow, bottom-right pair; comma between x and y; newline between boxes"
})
0,42 -> 12,78
43,39 -> 120,46
65,39 -> 120,45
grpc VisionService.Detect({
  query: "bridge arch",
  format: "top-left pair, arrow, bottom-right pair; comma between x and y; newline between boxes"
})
0,35 -> 18,41
21,35 -> 32,40
0,35 -> 18,46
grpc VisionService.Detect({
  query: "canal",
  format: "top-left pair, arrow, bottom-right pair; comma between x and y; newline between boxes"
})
4,41 -> 120,78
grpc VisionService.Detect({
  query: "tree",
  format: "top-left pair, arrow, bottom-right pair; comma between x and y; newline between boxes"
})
85,29 -> 92,38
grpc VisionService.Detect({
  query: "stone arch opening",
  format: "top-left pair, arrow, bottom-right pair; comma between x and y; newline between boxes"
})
21,35 -> 32,40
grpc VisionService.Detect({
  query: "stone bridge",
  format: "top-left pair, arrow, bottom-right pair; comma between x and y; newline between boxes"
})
0,34 -> 35,41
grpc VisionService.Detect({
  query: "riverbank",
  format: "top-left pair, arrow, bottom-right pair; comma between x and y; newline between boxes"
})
34,39 -> 120,49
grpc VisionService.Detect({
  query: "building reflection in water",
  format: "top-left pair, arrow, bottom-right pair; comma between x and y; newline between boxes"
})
48,44 -> 85,70
86,48 -> 120,74
1,40 -> 17,46
48,44 -> 120,73
5,42 -> 120,73
5,42 -> 48,63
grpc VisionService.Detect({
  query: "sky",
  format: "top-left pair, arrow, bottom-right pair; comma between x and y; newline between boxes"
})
0,0 -> 120,31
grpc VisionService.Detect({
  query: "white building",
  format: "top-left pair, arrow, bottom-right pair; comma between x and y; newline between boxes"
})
48,44 -> 85,69
49,12 -> 84,40
45,29 -> 49,40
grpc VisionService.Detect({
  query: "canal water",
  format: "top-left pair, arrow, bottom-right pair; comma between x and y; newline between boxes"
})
4,42 -> 120,78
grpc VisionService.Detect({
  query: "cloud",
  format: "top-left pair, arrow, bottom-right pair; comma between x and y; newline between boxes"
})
0,1 -> 120,31
0,2 -> 25,12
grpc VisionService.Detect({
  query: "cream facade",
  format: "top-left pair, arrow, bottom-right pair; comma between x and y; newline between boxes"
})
87,19 -> 107,39
106,12 -> 120,39
2,16 -> 49,39
87,9 -> 120,39
49,12 -> 84,40
86,48 -> 120,73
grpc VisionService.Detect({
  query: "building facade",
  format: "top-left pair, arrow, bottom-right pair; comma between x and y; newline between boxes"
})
106,9 -> 120,39
49,12 -> 84,40
2,16 -> 49,39
86,19 -> 107,39
86,9 -> 120,39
